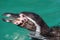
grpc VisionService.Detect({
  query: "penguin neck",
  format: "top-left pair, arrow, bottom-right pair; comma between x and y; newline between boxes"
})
39,20 -> 49,35
26,15 -> 50,35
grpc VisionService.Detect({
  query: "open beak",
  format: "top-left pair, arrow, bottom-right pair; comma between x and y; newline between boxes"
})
2,13 -> 19,23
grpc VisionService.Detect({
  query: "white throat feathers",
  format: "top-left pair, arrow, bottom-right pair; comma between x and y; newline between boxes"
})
26,16 -> 41,34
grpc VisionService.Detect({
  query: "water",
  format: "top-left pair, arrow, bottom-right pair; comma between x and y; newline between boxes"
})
0,0 -> 60,40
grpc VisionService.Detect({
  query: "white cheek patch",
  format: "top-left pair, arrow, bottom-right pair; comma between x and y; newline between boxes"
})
19,14 -> 24,17
16,14 -> 28,24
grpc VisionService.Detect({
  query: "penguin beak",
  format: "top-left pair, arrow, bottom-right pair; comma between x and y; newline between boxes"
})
2,13 -> 19,23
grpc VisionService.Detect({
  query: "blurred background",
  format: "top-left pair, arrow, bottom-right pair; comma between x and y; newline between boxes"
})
0,0 -> 60,40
